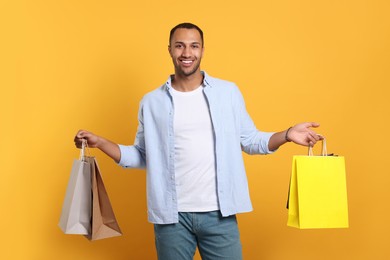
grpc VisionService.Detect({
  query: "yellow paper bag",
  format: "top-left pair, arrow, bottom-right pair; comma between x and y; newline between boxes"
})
287,139 -> 349,229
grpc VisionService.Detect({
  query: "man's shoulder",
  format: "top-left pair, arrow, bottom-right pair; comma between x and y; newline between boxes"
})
204,73 -> 237,89
141,85 -> 167,103
204,73 -> 240,95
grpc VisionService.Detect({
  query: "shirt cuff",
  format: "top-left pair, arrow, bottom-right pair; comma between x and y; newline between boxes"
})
117,144 -> 145,168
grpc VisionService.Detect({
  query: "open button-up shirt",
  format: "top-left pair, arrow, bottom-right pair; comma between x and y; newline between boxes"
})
118,71 -> 275,224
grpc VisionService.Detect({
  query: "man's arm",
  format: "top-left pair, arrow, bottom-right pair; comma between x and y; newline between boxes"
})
74,130 -> 121,163
268,122 -> 322,151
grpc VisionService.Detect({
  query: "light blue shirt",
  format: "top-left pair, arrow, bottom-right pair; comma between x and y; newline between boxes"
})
118,71 -> 275,224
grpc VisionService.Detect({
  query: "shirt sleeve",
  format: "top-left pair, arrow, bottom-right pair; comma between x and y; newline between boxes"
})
118,145 -> 146,168
233,85 -> 276,155
117,102 -> 147,168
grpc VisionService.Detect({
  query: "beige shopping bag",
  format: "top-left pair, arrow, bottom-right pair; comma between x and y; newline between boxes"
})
84,156 -> 122,240
59,141 -> 92,234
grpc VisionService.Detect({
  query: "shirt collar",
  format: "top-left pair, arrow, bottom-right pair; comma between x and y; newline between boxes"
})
165,71 -> 213,91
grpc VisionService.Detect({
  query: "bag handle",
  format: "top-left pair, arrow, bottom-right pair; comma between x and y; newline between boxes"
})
80,139 -> 90,161
308,135 -> 327,156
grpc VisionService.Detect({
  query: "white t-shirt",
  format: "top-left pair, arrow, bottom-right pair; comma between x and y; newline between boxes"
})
171,85 -> 219,212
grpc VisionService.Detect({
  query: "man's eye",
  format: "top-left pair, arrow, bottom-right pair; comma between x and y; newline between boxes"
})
192,45 -> 199,49
175,45 -> 183,48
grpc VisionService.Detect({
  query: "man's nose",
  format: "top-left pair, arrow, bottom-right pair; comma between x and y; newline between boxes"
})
181,47 -> 191,57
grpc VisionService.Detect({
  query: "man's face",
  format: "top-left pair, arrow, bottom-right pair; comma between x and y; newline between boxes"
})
169,28 -> 204,78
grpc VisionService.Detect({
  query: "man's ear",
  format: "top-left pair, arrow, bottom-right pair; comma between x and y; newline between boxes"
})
168,45 -> 172,57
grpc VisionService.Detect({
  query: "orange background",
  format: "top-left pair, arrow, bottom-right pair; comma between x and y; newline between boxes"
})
1,0 -> 389,259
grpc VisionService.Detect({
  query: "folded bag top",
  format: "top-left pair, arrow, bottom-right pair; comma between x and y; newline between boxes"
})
287,137 -> 349,229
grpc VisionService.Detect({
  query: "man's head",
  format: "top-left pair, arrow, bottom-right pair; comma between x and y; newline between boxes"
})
169,23 -> 204,47
168,23 -> 204,78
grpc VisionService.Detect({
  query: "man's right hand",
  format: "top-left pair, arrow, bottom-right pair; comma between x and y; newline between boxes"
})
74,130 -> 100,148
74,130 -> 121,163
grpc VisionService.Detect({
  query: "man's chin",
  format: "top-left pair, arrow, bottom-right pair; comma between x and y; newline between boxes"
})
177,66 -> 200,77
183,70 -> 197,77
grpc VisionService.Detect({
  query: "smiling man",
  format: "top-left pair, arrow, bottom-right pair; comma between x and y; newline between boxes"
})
169,24 -> 204,85
74,23 -> 322,260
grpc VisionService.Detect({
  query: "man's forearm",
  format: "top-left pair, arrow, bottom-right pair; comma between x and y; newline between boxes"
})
96,137 -> 121,163
268,129 -> 290,151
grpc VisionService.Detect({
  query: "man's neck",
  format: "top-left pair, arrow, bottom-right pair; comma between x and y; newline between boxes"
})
172,71 -> 204,92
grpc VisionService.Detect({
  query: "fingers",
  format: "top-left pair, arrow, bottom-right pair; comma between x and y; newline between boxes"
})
308,133 -> 325,147
304,122 -> 322,146
309,122 -> 320,128
74,130 -> 90,148
291,122 -> 323,147
75,129 -> 89,139
307,132 -> 318,147
74,138 -> 84,149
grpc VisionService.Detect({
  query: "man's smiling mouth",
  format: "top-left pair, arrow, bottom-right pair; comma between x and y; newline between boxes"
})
180,60 -> 194,65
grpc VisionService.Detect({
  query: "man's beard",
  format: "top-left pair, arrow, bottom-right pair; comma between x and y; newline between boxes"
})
175,60 -> 201,77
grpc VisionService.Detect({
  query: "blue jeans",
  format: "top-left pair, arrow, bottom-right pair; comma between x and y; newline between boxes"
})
154,211 -> 242,260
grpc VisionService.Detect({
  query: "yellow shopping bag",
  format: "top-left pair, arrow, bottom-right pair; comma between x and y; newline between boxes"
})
287,138 -> 349,229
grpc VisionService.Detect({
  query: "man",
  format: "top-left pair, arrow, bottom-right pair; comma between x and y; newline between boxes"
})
74,23 -> 322,260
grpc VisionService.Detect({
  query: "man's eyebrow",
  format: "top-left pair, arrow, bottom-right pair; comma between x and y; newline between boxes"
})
173,41 -> 201,45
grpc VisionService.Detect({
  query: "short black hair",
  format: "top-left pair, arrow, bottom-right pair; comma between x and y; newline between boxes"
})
169,22 -> 204,47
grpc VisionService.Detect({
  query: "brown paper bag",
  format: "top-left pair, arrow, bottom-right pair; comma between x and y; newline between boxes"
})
85,156 -> 122,240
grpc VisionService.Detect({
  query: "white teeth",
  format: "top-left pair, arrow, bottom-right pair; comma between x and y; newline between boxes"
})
182,60 -> 192,64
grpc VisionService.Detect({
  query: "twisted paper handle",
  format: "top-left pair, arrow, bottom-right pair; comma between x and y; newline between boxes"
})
308,135 -> 327,156
80,139 -> 91,161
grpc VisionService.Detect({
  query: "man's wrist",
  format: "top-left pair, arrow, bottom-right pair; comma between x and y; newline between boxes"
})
285,127 -> 292,142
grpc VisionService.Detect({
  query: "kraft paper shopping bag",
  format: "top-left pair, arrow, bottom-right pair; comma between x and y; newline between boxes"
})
287,138 -> 349,229
85,156 -> 122,241
59,141 -> 92,234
